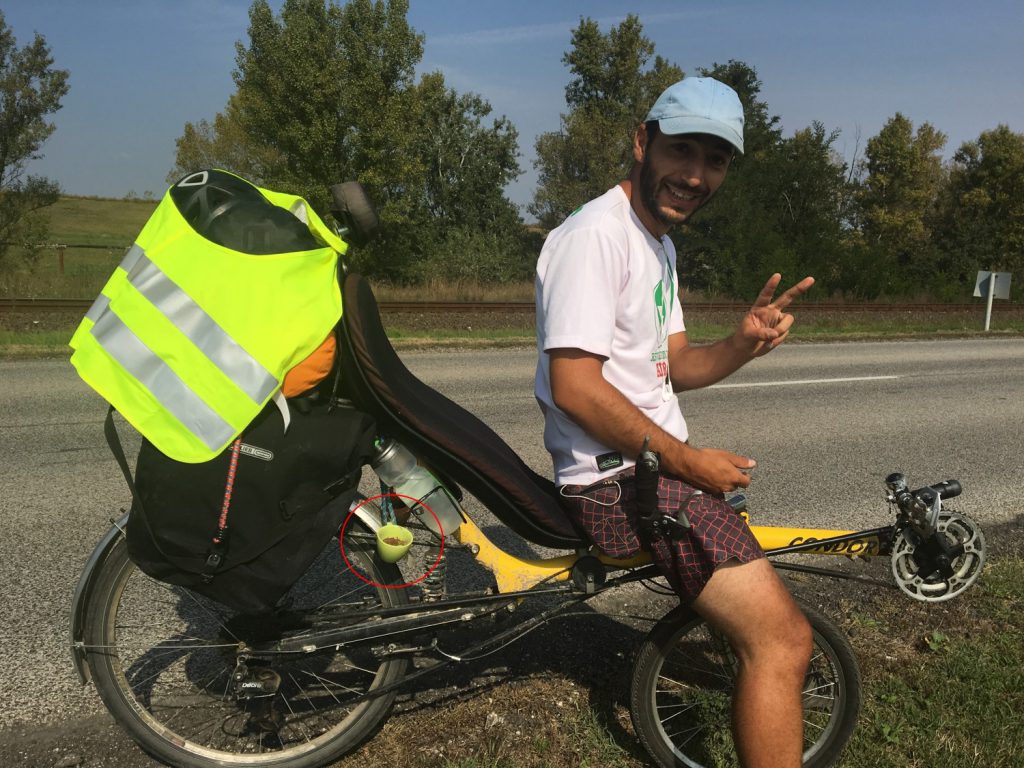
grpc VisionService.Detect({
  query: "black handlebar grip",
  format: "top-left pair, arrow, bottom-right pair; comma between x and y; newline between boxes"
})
635,439 -> 660,519
909,479 -> 962,504
885,472 -> 908,492
931,480 -> 962,500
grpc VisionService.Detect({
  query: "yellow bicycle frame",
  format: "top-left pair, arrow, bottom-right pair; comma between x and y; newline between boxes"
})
454,512 -> 885,594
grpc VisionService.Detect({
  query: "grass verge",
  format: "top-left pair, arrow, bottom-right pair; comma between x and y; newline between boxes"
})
3,311 -> 1024,359
328,552 -> 1023,768
840,555 -> 1024,768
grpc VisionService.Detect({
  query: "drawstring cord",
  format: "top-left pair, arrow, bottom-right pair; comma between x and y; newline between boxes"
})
213,438 -> 242,545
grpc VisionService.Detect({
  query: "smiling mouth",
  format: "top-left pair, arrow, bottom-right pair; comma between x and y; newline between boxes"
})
664,183 -> 702,205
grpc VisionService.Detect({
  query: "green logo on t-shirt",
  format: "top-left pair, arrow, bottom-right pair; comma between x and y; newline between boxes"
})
653,280 -> 667,338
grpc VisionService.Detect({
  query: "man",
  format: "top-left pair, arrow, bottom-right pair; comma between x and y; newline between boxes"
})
534,77 -> 815,768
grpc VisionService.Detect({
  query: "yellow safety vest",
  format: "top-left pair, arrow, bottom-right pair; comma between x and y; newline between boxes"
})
70,170 -> 348,463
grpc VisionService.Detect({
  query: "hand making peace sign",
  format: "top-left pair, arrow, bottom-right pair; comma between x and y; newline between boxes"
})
738,273 -> 816,357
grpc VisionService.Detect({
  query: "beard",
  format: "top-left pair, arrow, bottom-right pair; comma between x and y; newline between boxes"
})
638,155 -> 703,229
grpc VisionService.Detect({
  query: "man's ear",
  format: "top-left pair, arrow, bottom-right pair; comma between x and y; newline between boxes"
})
633,123 -> 648,163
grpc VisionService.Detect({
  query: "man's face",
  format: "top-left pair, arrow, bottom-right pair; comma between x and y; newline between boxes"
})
636,127 -> 734,232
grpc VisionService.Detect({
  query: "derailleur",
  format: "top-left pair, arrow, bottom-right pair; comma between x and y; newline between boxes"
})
231,657 -> 284,733
232,660 -> 281,700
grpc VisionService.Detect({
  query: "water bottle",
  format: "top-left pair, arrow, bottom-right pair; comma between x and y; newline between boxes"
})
370,439 -> 463,537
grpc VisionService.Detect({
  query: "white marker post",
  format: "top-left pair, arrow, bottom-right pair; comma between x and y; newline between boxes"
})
973,271 -> 1012,331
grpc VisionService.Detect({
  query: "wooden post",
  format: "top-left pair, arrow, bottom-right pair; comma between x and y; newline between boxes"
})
58,245 -> 66,275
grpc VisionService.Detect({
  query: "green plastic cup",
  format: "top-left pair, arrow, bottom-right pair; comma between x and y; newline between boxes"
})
376,523 -> 413,563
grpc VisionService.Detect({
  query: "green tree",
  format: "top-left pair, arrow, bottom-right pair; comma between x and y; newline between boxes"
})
530,15 -> 682,229
671,62 -> 858,299
171,0 -> 525,282
775,123 -> 852,292
934,125 -> 1024,299
169,93 -> 286,184
674,60 -> 785,296
698,59 -> 782,157
231,0 -> 424,204
0,11 -> 69,273
406,72 -> 528,282
857,113 -> 946,294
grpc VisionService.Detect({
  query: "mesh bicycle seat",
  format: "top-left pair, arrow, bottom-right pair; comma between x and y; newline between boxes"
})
337,272 -> 585,549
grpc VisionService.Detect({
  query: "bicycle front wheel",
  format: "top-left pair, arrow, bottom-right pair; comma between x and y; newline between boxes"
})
630,602 -> 861,768
83,517 -> 410,768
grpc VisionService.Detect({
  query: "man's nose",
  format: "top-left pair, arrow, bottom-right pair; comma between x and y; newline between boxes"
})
681,160 -> 705,187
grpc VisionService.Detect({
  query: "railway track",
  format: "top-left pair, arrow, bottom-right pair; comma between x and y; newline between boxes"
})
1,297 -> 1015,315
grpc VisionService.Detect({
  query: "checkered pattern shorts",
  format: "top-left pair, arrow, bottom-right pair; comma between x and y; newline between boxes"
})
560,471 -> 764,602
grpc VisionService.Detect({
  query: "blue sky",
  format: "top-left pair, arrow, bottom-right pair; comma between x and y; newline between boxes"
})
5,0 -> 1023,213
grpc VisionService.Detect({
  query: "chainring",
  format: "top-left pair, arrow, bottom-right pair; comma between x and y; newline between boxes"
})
891,511 -> 986,602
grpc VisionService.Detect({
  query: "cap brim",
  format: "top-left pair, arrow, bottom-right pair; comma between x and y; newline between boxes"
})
656,116 -> 744,154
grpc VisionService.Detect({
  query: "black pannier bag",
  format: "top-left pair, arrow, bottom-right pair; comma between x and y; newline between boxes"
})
124,396 -> 376,614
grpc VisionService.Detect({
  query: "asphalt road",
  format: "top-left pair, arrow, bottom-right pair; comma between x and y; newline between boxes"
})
1,337 -> 1022,766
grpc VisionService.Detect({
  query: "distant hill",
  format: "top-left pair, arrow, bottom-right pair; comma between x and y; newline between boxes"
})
48,196 -> 159,247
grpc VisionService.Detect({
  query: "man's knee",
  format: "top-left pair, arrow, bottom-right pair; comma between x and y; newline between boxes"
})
773,607 -> 814,676
736,602 -> 812,677
693,558 -> 813,673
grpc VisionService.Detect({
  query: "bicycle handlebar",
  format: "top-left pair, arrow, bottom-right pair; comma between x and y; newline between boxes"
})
885,473 -> 961,536
635,436 -> 660,515
920,479 -> 961,500
886,473 -> 961,508
634,436 -> 694,539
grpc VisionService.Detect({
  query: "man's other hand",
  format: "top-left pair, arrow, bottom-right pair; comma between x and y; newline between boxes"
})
680,447 -> 756,494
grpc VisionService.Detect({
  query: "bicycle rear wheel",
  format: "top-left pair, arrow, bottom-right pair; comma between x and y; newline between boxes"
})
84,517 -> 409,768
630,602 -> 861,768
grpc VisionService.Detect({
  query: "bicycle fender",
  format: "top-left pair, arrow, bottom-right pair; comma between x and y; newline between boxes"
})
70,513 -> 129,685
349,494 -> 385,533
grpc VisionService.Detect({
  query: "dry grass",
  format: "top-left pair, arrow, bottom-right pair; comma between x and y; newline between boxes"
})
335,675 -> 642,768
371,278 -> 536,304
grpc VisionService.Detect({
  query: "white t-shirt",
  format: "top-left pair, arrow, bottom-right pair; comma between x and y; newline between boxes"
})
535,185 -> 688,485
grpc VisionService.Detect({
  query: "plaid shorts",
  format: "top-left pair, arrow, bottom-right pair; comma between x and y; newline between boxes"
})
559,470 -> 764,601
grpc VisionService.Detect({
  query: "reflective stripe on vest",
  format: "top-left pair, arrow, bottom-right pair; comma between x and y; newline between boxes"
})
82,243 -> 143,323
90,308 -> 235,451
118,245 -> 276,404
84,244 -> 279,451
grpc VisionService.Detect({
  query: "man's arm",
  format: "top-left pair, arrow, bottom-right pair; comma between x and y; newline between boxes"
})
669,273 -> 815,391
548,349 -> 755,494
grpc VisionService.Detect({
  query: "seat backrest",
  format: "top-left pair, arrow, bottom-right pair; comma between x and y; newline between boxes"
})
337,272 -> 585,550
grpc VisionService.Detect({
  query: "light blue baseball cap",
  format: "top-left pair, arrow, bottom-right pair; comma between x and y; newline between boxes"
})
645,77 -> 745,154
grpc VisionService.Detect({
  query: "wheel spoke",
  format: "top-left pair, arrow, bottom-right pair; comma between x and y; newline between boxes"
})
85,522 -> 410,764
665,721 -> 709,748
633,605 -> 860,768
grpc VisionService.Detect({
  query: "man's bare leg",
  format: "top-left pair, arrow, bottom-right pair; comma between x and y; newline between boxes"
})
690,557 -> 813,768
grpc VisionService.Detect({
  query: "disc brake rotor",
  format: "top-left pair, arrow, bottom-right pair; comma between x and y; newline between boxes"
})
891,511 -> 986,602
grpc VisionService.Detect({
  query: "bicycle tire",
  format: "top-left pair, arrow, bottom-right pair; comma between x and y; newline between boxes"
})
630,602 -> 861,768
84,517 -> 410,768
